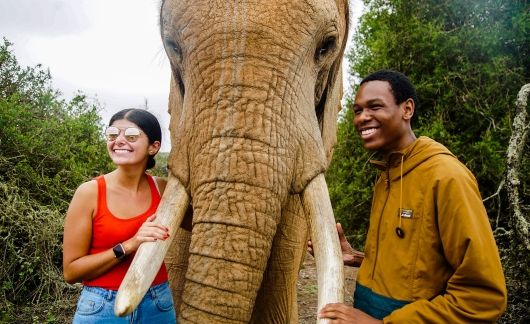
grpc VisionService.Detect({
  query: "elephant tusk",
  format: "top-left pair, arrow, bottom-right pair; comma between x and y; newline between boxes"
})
114,173 -> 190,316
302,173 -> 344,324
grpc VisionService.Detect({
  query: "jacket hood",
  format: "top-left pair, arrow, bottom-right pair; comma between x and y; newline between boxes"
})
370,136 -> 455,181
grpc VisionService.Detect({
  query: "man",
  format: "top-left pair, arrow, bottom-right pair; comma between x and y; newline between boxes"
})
314,70 -> 507,323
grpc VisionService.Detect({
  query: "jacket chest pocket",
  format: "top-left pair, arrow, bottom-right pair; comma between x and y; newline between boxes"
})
380,208 -> 422,245
379,199 -> 425,272
394,207 -> 418,239
379,189 -> 424,243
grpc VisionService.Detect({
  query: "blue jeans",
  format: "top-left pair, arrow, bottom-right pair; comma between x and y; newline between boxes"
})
73,281 -> 177,323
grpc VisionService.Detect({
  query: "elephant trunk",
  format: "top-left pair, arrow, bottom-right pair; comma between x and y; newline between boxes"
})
179,135 -> 286,322
179,178 -> 344,324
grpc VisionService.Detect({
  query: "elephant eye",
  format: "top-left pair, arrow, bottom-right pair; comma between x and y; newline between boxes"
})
165,38 -> 183,63
315,36 -> 337,61
164,36 -> 185,97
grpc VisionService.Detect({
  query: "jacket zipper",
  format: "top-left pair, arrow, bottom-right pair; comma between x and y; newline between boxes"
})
371,169 -> 392,280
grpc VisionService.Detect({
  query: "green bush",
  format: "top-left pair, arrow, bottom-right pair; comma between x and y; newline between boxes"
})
0,38 -> 113,321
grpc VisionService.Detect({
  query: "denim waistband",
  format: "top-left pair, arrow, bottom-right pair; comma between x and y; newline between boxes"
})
82,281 -> 169,302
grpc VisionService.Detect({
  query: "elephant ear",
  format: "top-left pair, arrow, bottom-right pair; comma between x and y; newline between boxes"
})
316,0 -> 349,166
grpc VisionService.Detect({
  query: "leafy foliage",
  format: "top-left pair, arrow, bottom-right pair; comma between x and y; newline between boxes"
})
0,38 -> 113,320
327,0 -> 529,320
152,152 -> 169,177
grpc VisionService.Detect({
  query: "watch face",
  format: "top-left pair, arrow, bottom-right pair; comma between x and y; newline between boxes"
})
113,243 -> 126,260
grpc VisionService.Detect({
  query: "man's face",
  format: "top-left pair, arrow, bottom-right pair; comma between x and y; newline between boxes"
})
353,80 -> 412,155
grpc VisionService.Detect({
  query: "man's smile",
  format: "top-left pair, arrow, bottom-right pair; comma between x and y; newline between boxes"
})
359,127 -> 379,138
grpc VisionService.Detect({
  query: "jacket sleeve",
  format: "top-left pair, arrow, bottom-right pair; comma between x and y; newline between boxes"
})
384,166 -> 507,323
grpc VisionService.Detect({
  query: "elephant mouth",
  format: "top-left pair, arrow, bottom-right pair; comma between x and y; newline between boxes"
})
113,173 -> 343,316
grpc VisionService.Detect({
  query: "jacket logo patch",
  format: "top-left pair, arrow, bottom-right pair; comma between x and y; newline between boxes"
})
398,208 -> 413,218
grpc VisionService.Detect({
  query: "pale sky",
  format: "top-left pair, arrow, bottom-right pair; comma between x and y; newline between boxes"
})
0,0 -> 363,152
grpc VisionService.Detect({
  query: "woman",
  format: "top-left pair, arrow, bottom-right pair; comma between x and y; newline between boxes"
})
63,108 -> 176,323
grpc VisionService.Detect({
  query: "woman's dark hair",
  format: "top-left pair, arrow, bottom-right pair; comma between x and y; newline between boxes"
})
360,69 -> 420,110
109,108 -> 162,170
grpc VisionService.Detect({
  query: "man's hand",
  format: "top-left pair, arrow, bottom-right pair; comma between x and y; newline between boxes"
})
318,303 -> 382,324
307,223 -> 364,267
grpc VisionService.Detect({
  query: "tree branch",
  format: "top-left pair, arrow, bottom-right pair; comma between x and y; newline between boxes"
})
483,178 -> 504,203
505,83 -> 530,250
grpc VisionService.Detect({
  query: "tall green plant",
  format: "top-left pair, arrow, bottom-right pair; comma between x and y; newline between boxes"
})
0,38 -> 113,320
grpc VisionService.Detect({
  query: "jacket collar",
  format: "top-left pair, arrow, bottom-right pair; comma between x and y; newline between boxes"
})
369,136 -> 455,181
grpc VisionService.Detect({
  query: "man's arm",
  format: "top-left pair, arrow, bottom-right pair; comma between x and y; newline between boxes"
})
337,223 -> 365,267
308,223 -> 365,267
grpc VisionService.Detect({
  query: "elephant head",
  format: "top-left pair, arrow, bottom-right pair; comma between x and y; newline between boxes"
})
115,0 -> 350,322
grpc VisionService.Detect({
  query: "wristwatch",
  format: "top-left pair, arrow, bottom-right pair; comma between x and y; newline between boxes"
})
112,243 -> 127,261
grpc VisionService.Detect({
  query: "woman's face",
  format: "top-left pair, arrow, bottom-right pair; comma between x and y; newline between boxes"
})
106,119 -> 157,168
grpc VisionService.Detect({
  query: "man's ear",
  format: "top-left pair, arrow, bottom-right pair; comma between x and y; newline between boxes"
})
402,98 -> 415,121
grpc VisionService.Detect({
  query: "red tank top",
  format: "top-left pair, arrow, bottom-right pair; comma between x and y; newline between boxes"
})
83,174 -> 168,290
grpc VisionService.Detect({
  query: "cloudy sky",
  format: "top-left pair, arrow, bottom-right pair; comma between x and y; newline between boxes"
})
0,0 -> 363,152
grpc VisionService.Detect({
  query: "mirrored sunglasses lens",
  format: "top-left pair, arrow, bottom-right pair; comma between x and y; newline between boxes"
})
124,128 -> 141,142
105,127 -> 119,141
125,135 -> 139,142
124,127 -> 141,136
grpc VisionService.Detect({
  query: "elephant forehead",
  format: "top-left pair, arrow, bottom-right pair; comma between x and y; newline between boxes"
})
162,0 -> 341,43
163,0 -> 338,19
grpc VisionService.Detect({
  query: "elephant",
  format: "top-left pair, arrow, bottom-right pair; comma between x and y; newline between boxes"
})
114,0 -> 350,323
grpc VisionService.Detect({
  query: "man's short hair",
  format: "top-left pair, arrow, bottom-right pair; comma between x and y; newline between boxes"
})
360,70 -> 419,109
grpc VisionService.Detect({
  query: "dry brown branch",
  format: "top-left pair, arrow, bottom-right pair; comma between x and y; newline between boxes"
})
505,83 -> 530,250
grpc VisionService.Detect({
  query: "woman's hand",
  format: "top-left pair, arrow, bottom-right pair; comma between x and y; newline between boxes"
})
122,214 -> 170,254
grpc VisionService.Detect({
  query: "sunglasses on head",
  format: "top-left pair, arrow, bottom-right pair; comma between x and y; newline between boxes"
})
105,126 -> 143,143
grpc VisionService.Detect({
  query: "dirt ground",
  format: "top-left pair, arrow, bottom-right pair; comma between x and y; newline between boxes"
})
297,253 -> 358,323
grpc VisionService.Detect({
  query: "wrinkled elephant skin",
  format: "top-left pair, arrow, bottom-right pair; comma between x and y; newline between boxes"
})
122,1 -> 350,323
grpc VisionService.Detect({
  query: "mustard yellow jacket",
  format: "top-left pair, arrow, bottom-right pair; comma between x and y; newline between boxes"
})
356,136 -> 507,323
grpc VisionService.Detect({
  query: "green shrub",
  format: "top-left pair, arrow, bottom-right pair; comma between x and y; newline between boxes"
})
0,38 -> 113,320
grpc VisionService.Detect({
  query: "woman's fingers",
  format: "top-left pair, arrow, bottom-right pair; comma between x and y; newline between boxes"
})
138,224 -> 169,240
135,217 -> 170,242
123,216 -> 171,253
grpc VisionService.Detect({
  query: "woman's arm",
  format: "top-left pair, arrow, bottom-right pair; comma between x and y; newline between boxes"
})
62,181 -> 121,283
62,180 -> 170,284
